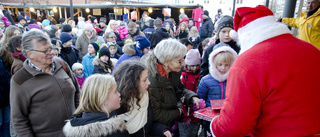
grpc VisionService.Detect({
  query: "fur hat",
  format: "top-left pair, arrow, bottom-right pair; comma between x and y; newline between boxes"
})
62,24 -> 72,32
100,17 -> 107,23
42,19 -> 50,26
59,18 -> 66,24
72,63 -> 84,71
60,32 -> 73,45
84,23 -> 94,31
203,10 -> 209,16
185,49 -> 201,65
18,15 -> 26,22
135,36 -> 150,50
99,47 -> 111,59
216,15 -> 234,36
90,42 -> 100,53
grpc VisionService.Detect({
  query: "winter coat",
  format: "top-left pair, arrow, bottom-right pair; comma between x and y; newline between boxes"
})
211,22 -> 320,136
116,26 -> 128,39
181,70 -> 200,93
92,57 -> 112,74
59,46 -> 78,68
63,112 -> 130,137
148,27 -> 171,49
2,9 -> 15,26
199,40 -> 239,81
126,29 -> 146,41
189,36 -> 201,49
282,8 -> 320,50
148,68 -> 199,127
82,53 -> 96,78
11,57 -> 24,75
114,43 -> 141,71
175,30 -> 189,39
163,18 -> 174,31
1,16 -> 10,27
75,30 -> 97,60
75,74 -> 85,89
113,104 -> 169,137
10,59 -> 80,137
175,16 -> 189,35
0,57 -> 11,108
143,27 -> 155,39
200,17 -> 214,40
71,34 -> 78,46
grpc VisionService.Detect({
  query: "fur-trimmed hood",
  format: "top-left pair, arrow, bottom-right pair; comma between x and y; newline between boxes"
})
63,116 -> 127,137
92,56 -> 100,66
209,45 -> 237,82
122,42 -> 136,56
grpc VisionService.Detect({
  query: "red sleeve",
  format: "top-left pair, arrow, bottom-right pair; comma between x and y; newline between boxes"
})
210,66 -> 261,137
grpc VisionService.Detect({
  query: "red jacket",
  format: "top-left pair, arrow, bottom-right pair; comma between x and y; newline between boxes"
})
181,70 -> 200,93
175,16 -> 189,35
211,33 -> 320,136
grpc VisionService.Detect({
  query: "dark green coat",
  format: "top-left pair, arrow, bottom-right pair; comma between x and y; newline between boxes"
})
148,71 -> 199,127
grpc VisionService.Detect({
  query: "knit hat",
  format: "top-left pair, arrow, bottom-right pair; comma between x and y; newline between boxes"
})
127,22 -> 136,31
61,24 -> 72,32
59,18 -> 66,24
72,63 -> 84,71
42,19 -> 50,26
99,47 -> 111,59
18,15 -> 26,22
106,42 -> 117,53
43,25 -> 58,38
179,13 -> 186,19
90,16 -> 97,23
203,10 -> 209,16
28,24 -> 41,30
164,16 -> 170,20
135,36 -> 150,49
90,42 -> 100,53
185,49 -> 201,65
100,17 -> 107,23
230,6 -> 275,40
60,32 -> 73,45
26,15 -> 31,21
218,9 -> 222,13
216,15 -> 234,36
84,23 -> 94,31
120,21 -> 125,26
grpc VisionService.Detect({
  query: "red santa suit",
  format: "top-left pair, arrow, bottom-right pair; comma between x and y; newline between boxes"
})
210,6 -> 320,137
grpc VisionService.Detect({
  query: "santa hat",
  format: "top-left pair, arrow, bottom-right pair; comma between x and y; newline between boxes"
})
229,6 -> 275,40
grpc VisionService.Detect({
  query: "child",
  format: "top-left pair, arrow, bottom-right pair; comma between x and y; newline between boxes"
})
92,47 -> 113,74
175,22 -> 189,39
115,21 -> 128,40
107,42 -> 121,59
189,26 -> 201,49
59,32 -> 78,67
179,49 -> 202,137
113,61 -> 172,137
63,74 -> 130,137
82,42 -> 99,78
72,63 -> 85,89
197,43 -> 237,137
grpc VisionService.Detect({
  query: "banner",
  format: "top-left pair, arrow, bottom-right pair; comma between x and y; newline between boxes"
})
131,11 -> 137,20
163,8 -> 171,17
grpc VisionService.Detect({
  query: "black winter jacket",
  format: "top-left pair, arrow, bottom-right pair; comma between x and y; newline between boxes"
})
148,27 -> 171,49
59,46 -> 78,68
200,17 -> 214,40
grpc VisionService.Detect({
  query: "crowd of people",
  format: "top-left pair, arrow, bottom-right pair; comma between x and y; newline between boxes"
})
1,0 -> 320,136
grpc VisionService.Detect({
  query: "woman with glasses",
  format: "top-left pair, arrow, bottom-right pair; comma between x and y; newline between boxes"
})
144,38 -> 201,136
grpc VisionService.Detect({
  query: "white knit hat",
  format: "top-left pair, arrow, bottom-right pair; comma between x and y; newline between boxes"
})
185,49 -> 201,65
72,63 -> 84,71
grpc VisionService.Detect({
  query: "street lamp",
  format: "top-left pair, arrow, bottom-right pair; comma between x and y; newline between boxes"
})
86,8 -> 90,13
180,8 -> 184,13
30,8 -> 35,12
53,7 -> 57,13
148,8 -> 152,13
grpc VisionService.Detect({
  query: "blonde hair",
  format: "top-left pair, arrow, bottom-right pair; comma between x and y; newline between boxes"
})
189,26 -> 199,37
74,74 -> 116,116
213,51 -> 234,67
177,22 -> 189,35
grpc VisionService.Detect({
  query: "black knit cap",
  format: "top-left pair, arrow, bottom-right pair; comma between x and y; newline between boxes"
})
99,47 -> 110,59
90,16 -> 97,23
18,15 -> 26,22
62,24 -> 72,32
216,15 -> 234,36
100,17 -> 107,23
59,18 -> 65,24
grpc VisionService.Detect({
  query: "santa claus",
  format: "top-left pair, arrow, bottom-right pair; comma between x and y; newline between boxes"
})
210,6 -> 320,137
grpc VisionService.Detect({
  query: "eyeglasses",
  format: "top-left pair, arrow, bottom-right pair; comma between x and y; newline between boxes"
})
172,59 -> 184,65
29,49 -> 55,55
108,36 -> 116,39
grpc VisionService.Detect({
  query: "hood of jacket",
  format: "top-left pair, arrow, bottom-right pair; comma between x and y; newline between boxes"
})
208,45 -> 237,82
92,56 -> 100,66
155,27 -> 170,37
122,42 -> 136,56
63,115 -> 126,137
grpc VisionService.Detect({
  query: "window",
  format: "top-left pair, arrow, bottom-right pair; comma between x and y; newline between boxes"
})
204,0 -> 209,4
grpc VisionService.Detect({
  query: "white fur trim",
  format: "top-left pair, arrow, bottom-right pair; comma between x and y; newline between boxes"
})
238,22 -> 291,54
210,114 -> 220,137
208,46 -> 238,82
238,16 -> 276,36
229,29 -> 238,41
63,116 -> 126,137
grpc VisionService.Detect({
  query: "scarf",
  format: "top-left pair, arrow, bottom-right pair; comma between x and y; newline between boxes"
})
307,6 -> 320,18
12,52 -> 27,61
118,92 -> 149,134
74,73 -> 84,78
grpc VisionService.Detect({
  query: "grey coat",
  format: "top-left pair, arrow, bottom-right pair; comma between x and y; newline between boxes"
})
75,30 -> 98,60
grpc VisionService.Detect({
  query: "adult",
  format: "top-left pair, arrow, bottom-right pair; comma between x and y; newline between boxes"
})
210,6 -> 320,136
144,38 -> 200,128
142,18 -> 155,39
62,24 -> 78,46
188,18 -> 194,30
140,12 -> 149,31
280,0 -> 320,49
99,17 -> 107,32
10,29 -> 80,137
17,15 -> 26,32
126,21 -> 146,41
68,20 -> 79,38
200,10 -> 214,41
175,13 -> 189,35
163,15 -> 174,31
0,3 -> 15,26
106,20 -> 124,47
114,36 -> 150,71
214,9 -> 222,28
0,26 -> 21,48
104,31 -> 122,55
7,35 -> 25,75
76,23 -> 97,61
148,19 -> 171,49
113,61 -> 172,137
